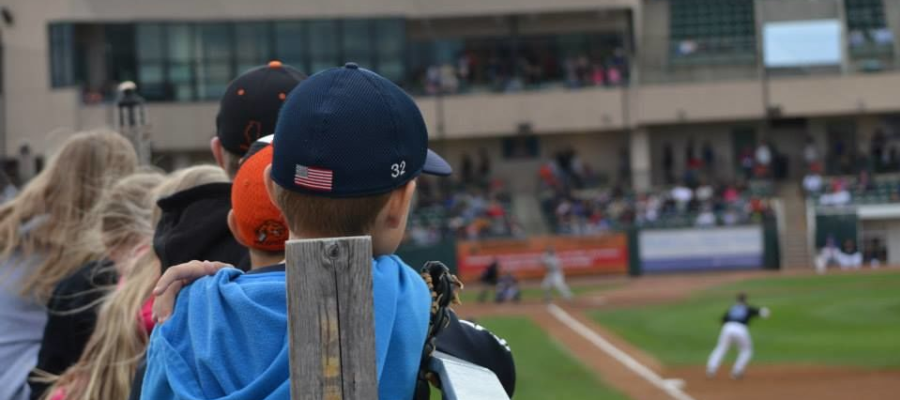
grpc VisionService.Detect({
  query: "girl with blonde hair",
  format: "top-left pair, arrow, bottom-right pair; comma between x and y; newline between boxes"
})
0,131 -> 137,400
43,165 -> 229,400
30,172 -> 165,399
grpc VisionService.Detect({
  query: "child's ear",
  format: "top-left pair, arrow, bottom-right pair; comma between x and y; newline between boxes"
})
386,179 -> 417,229
227,210 -> 248,248
263,164 -> 284,214
210,137 -> 226,171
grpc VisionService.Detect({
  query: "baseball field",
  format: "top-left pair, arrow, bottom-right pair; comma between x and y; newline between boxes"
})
459,268 -> 900,400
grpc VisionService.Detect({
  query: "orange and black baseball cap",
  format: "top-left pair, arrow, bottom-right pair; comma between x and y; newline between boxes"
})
231,135 -> 288,252
216,61 -> 306,156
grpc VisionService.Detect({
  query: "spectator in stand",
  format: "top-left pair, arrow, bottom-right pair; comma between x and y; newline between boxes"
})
833,138 -> 851,174
702,141 -> 715,179
838,239 -> 863,270
663,143 -> 675,185
457,52 -> 472,89
440,64 -> 459,93
695,179 -> 714,203
478,148 -> 492,182
591,64 -> 606,86
857,170 -> 872,193
803,136 -> 819,169
819,179 -> 851,206
802,165 -> 824,195
722,185 -> 739,205
612,48 -> 629,81
606,64 -> 622,86
740,146 -> 755,180
671,182 -> 693,212
685,139 -> 697,170
695,205 -> 717,227
889,147 -> 900,172
722,208 -> 741,226
461,154 -> 474,184
754,141 -> 772,179
564,57 -> 579,88
871,129 -> 887,172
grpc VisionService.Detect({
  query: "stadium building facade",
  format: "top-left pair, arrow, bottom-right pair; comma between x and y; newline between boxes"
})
2,0 -> 900,266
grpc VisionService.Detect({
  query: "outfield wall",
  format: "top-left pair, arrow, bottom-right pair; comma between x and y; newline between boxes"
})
398,220 -> 780,281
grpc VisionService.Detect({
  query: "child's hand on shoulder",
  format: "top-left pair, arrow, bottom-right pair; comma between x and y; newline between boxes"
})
152,260 -> 231,324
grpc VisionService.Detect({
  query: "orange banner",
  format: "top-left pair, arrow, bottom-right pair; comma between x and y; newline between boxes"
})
456,234 -> 629,282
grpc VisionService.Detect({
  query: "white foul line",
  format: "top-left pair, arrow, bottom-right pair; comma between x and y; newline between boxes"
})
546,303 -> 698,400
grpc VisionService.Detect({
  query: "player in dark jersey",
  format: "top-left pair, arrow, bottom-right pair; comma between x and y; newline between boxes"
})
706,292 -> 770,379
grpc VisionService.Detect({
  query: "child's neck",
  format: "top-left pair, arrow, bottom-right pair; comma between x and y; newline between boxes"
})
249,249 -> 287,270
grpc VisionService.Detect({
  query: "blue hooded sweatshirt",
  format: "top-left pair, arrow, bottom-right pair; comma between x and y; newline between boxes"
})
141,255 -> 431,400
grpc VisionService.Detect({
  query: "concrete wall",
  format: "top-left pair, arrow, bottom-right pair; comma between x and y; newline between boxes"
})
433,87 -> 627,138
39,0 -> 637,21
769,72 -> 900,117
634,81 -> 765,125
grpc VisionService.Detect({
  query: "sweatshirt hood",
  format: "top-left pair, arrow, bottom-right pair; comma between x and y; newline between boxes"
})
153,183 -> 249,272
141,255 -> 431,400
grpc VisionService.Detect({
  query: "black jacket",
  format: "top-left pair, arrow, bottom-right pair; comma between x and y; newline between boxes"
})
153,183 -> 249,271
29,260 -> 117,400
127,183 -> 249,400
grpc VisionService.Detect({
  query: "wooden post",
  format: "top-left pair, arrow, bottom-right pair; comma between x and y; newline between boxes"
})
285,236 -> 378,400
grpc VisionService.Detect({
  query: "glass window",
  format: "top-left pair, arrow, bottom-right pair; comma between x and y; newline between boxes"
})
136,24 -> 167,100
167,24 -> 195,101
236,22 -> 273,73
197,23 -> 234,100
274,21 -> 306,69
373,19 -> 406,83
309,20 -> 339,73
342,20 -> 373,69
105,24 -> 137,84
49,23 -> 75,88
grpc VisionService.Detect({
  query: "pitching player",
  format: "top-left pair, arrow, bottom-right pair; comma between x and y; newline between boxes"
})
706,292 -> 770,379
542,246 -> 573,302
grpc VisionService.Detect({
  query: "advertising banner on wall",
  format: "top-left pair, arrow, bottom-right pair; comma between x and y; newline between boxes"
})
639,226 -> 764,272
456,234 -> 628,282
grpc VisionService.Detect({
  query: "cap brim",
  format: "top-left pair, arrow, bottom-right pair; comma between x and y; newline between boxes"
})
422,149 -> 452,176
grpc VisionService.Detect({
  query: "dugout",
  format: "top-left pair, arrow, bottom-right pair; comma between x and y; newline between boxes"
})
814,203 -> 900,265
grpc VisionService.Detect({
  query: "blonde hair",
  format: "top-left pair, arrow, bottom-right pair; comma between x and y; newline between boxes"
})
0,130 -> 138,301
43,165 -> 229,400
99,172 -> 166,262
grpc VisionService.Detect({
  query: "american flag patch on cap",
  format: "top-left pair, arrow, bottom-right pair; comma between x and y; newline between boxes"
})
294,164 -> 333,191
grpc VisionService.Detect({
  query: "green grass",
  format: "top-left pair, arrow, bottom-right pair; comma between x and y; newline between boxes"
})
590,271 -> 900,368
471,316 -> 632,400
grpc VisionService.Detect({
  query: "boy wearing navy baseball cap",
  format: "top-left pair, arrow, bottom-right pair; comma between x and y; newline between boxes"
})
140,64 -> 453,400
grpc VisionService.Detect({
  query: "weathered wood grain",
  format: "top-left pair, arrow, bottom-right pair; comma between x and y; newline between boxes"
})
285,236 -> 377,400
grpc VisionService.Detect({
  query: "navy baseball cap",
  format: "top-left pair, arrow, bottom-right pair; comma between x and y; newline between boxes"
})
271,62 -> 451,197
216,61 -> 306,156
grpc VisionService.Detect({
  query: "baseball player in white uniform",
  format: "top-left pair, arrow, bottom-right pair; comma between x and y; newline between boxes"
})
541,246 -> 573,302
706,292 -> 770,379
